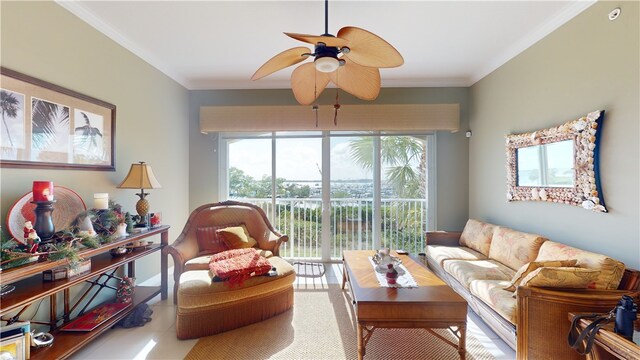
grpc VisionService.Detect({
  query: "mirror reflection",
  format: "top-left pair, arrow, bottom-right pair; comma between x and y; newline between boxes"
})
516,139 -> 574,187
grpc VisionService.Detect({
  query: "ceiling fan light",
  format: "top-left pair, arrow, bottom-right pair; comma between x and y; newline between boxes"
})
315,57 -> 339,73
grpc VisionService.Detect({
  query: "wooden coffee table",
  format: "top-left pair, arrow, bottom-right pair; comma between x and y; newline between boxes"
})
341,250 -> 468,359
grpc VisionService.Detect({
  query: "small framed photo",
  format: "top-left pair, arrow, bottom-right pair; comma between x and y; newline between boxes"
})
0,333 -> 26,360
149,212 -> 162,228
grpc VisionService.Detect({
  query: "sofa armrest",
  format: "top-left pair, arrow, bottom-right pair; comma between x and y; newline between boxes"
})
164,234 -> 200,304
165,234 -> 200,266
268,232 -> 289,256
425,231 -> 462,247
516,286 -> 640,360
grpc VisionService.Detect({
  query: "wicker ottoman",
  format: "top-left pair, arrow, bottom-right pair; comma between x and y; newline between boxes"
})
176,256 -> 295,339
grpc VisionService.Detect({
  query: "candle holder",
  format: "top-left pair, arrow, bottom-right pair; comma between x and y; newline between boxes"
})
31,200 -> 56,245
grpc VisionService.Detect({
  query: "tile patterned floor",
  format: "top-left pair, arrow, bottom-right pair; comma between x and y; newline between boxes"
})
70,264 -> 516,360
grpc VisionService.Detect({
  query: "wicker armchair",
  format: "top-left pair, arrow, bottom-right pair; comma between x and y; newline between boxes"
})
165,200 -> 289,303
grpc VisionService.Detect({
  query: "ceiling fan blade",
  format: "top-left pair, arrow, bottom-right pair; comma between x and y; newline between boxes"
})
329,60 -> 380,101
291,63 -> 331,105
337,26 -> 403,68
251,47 -> 312,80
284,32 -> 348,48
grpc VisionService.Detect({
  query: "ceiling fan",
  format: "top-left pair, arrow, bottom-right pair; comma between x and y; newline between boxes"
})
251,0 -> 404,105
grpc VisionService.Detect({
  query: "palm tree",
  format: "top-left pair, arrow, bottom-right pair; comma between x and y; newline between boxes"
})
348,136 -> 426,198
1,90 -> 20,147
31,99 -> 69,150
74,112 -> 103,156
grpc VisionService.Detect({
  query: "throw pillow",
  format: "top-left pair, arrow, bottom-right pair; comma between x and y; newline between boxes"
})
216,225 -> 258,249
519,267 -> 600,289
196,224 -> 239,254
504,259 -> 578,292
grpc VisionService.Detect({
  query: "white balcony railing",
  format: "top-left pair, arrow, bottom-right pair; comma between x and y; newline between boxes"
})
236,198 -> 428,260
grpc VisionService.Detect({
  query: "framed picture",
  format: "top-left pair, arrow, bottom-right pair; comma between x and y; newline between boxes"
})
0,67 -> 115,170
0,333 -> 26,360
149,212 -> 162,228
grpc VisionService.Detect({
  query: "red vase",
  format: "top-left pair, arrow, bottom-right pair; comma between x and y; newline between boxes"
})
386,263 -> 398,285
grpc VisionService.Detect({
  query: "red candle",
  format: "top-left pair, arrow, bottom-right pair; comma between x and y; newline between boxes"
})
33,181 -> 54,201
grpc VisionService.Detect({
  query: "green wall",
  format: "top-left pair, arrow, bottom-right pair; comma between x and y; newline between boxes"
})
189,87 -> 471,232
1,1 -> 190,282
469,1 -> 639,268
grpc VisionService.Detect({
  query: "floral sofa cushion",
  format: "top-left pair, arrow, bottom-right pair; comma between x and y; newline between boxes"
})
443,259 -> 516,289
426,245 -> 487,267
488,226 -> 547,270
535,241 -> 624,290
469,280 -> 517,324
459,219 -> 495,256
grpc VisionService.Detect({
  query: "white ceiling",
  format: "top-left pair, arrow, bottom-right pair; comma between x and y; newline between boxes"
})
57,1 -> 595,90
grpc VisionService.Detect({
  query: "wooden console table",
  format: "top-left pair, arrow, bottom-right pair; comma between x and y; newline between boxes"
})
569,312 -> 640,360
0,225 -> 169,359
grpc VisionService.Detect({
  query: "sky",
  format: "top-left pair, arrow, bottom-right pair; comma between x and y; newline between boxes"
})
229,136 -> 371,181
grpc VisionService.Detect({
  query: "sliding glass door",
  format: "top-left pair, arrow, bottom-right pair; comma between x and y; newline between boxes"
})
330,135 -> 375,258
220,131 -> 434,261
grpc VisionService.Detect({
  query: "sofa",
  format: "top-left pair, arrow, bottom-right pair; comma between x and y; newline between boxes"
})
166,201 -> 296,339
425,219 -> 640,360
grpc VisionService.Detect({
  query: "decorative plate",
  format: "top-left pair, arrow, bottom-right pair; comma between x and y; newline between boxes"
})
6,186 -> 87,243
0,284 -> 16,296
126,242 -> 153,251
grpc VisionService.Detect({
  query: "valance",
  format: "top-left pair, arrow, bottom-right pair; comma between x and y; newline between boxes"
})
200,104 -> 459,132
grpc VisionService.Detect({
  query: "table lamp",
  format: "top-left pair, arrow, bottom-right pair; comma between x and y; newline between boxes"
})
117,161 -> 161,226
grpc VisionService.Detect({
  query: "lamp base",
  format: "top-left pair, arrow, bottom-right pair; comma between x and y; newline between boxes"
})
136,198 -> 149,219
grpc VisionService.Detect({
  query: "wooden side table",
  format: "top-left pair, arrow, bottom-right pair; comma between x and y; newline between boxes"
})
569,312 -> 640,360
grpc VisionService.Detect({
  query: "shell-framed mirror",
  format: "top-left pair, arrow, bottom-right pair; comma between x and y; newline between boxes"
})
505,110 -> 607,213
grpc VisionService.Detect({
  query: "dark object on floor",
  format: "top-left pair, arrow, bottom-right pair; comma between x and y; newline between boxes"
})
293,262 -> 326,277
117,303 -> 153,328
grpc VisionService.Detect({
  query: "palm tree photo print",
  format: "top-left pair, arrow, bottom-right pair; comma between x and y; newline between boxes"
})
1,89 -> 25,160
73,109 -> 106,163
31,97 -> 70,163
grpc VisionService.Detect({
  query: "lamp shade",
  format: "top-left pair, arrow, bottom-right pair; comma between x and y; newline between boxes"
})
117,162 -> 162,189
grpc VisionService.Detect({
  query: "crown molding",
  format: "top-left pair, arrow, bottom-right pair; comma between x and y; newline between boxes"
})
187,77 -> 471,90
56,0 -> 595,91
469,0 -> 596,85
55,0 -> 189,88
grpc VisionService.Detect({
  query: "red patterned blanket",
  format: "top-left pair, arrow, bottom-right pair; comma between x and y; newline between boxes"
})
209,248 -> 272,287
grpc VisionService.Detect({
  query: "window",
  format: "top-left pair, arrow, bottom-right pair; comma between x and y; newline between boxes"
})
220,131 -> 435,260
